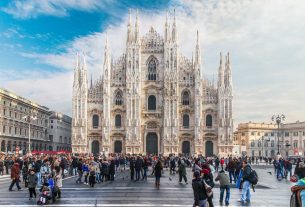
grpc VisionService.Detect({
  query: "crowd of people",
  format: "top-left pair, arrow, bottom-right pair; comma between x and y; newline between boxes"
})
0,152 -> 302,206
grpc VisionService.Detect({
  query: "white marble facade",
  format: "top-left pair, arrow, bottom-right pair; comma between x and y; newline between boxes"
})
72,12 -> 234,156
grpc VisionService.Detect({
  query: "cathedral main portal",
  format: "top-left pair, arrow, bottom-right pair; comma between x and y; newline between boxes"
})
146,132 -> 158,155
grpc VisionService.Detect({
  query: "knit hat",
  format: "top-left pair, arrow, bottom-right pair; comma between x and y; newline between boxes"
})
193,171 -> 200,178
202,169 -> 209,175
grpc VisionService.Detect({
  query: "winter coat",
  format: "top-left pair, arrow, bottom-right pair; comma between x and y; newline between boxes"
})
55,172 -> 63,188
135,159 -> 143,171
27,173 -> 38,188
242,164 -> 252,181
109,161 -> 115,175
11,163 -> 20,180
192,178 -> 207,205
0,160 -> 4,171
154,163 -> 163,177
178,163 -> 187,176
101,161 -> 108,175
215,171 -> 230,187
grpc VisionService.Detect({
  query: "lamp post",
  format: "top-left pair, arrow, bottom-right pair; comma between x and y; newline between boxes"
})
271,114 -> 285,155
23,115 -> 37,155
259,136 -> 270,157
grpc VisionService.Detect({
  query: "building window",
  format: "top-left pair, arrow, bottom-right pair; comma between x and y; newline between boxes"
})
264,132 -> 268,136
9,127 -> 12,134
264,141 -> 268,147
294,140 -> 298,148
241,132 -> 245,136
147,59 -> 157,80
60,136 -> 62,143
51,120 -> 53,123
303,131 -> 305,136
294,132 -> 299,136
183,114 -> 190,128
182,91 -> 190,105
2,126 -> 5,133
271,132 -> 274,137
51,125 -> 53,129
92,115 -> 99,128
3,109 -> 6,116
206,115 -> 212,127
251,141 -> 255,147
258,140 -> 262,147
285,132 -> 289,137
251,132 -> 255,136
115,90 -> 123,105
271,140 -> 274,147
148,95 -> 156,110
115,114 -> 121,128
258,132 -> 260,136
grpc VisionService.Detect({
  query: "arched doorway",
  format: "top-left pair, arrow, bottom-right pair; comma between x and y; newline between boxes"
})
114,140 -> 122,153
91,140 -> 100,155
182,141 -> 190,154
205,141 -> 213,157
146,133 -> 158,154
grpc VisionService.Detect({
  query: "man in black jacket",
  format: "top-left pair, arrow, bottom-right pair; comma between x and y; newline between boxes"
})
192,171 -> 207,207
239,160 -> 252,204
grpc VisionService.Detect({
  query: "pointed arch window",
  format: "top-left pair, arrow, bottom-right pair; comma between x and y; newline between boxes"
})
183,114 -> 190,128
115,114 -> 121,128
182,91 -> 190,105
206,114 -> 212,127
148,95 -> 156,110
115,90 -> 123,105
147,59 -> 157,81
92,115 -> 99,128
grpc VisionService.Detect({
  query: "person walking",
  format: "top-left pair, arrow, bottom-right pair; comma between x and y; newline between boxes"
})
82,161 -> 89,185
142,157 -> 148,181
135,156 -> 142,181
109,159 -> 115,181
239,160 -> 252,204
130,157 -> 135,181
27,169 -> 38,200
0,159 -> 4,176
215,170 -> 230,206
76,159 -> 83,184
178,160 -> 188,184
192,171 -> 208,207
154,160 -> 163,189
88,163 -> 96,188
54,166 -> 62,199
9,162 -> 22,191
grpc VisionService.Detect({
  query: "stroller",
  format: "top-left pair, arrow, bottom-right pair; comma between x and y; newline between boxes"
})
37,177 -> 58,205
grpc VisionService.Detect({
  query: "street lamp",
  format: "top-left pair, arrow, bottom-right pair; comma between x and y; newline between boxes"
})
23,115 -> 37,155
259,136 -> 270,157
271,114 -> 285,155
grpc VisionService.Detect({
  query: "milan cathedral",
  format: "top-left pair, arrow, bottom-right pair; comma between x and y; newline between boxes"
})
72,11 -> 233,156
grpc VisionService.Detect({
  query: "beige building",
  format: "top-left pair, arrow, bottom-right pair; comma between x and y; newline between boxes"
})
235,121 -> 305,158
0,88 -> 51,154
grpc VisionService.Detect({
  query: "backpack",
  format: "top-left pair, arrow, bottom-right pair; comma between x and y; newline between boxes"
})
248,169 -> 258,185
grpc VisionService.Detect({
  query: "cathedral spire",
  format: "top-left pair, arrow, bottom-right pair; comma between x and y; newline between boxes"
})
172,9 -> 177,43
90,73 -> 93,88
195,30 -> 201,66
73,52 -> 80,87
218,52 -> 224,87
103,33 -> 111,78
165,11 -> 170,42
225,52 -> 232,88
127,9 -> 133,43
134,9 -> 139,43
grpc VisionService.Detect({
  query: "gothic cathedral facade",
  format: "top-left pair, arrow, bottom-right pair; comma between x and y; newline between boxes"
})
72,12 -> 233,156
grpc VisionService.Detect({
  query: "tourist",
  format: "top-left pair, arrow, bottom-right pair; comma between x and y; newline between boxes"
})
178,159 -> 187,184
192,170 -> 208,207
238,160 -> 252,204
27,169 -> 38,200
9,161 -> 22,191
154,160 -> 163,189
215,170 -> 230,206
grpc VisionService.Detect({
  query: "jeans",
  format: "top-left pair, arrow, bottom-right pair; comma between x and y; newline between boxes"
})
143,168 -> 147,181
241,180 -> 251,202
35,172 -> 41,186
9,179 -> 21,190
220,185 -> 230,204
76,171 -> 83,183
300,189 -> 305,205
73,168 -> 77,176
277,168 -> 283,178
96,173 -> 101,183
229,170 -> 236,183
193,199 -> 208,207
136,170 -> 141,181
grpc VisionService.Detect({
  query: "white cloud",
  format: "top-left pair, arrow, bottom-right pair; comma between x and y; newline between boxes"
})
2,0 -> 103,19
3,0 -> 305,125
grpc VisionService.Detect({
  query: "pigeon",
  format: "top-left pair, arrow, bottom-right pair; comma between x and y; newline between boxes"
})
267,172 -> 272,175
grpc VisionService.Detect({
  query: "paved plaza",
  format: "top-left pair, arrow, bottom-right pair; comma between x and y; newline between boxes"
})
0,165 -> 292,207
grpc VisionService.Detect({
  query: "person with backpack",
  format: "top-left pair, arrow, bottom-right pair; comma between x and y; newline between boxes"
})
192,170 -> 208,207
178,160 -> 188,184
154,160 -> 163,189
238,160 -> 253,204
202,168 -> 214,207
215,170 -> 230,206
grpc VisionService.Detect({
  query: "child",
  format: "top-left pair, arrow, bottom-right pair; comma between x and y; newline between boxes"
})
27,169 -> 38,200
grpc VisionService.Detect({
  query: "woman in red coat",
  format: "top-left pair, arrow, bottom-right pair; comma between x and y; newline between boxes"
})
9,162 -> 22,191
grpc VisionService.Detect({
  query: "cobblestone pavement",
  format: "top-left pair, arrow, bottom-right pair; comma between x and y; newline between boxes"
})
0,165 -> 293,207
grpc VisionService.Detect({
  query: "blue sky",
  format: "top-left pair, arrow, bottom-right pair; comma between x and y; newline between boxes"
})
0,0 -> 304,127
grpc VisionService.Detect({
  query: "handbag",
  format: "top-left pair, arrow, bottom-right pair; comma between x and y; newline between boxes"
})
203,180 -> 213,197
